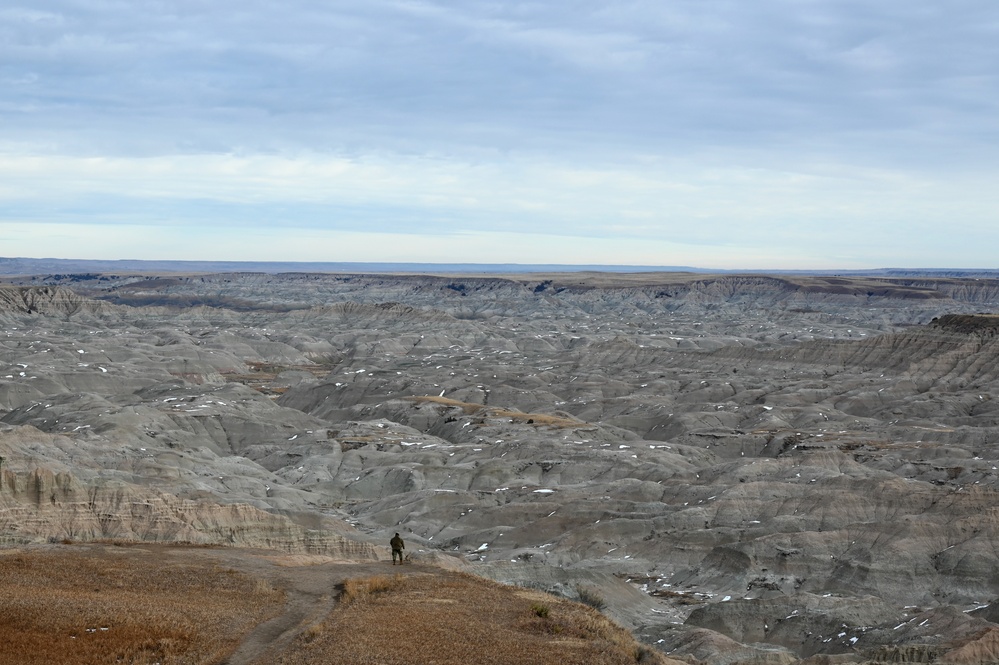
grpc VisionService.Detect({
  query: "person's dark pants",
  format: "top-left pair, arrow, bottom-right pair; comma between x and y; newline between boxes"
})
393,548 -> 404,564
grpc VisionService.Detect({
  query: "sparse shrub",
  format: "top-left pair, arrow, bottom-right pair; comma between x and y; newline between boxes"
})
340,574 -> 403,606
517,580 -> 574,599
302,623 -> 325,643
635,644 -> 658,663
530,603 -> 550,618
576,585 -> 606,611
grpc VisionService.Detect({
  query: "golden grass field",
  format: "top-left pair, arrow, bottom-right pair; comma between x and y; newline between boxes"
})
278,571 -> 676,665
0,546 -> 284,665
0,545 -> 680,665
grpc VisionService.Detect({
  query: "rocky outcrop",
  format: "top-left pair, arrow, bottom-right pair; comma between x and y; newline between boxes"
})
931,314 -> 999,336
0,285 -> 121,318
0,467 -> 376,558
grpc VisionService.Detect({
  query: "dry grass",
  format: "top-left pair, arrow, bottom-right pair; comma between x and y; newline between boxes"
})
407,395 -> 486,414
1,547 -> 681,664
645,589 -> 705,605
0,547 -> 284,665
620,576 -> 705,606
407,397 -> 583,428
279,571 -> 679,665
490,408 -> 583,428
223,361 -> 331,394
576,585 -> 607,610
339,574 -> 405,607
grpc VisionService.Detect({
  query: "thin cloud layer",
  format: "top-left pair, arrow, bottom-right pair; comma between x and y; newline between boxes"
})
1,1 -> 997,267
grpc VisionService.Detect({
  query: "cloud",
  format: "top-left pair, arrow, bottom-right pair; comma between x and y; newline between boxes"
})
4,0 -> 993,159
1,0 -> 997,267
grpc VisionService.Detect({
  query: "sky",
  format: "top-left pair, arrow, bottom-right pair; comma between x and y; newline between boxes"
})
1,1 -> 997,269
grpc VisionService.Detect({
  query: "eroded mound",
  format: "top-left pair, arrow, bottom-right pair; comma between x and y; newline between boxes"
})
3,271 -> 999,662
931,313 -> 999,335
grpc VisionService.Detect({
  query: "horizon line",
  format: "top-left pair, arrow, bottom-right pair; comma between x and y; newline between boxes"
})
3,257 -> 999,277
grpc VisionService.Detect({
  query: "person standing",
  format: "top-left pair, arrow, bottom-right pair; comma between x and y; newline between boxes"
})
390,532 -> 405,564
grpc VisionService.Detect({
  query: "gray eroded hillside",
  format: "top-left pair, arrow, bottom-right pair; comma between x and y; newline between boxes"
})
3,272 -> 999,663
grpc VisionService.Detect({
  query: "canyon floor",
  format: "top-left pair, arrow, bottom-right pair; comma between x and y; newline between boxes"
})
3,270 -> 999,664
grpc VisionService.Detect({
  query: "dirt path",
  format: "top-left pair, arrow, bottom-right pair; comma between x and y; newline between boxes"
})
156,547 -> 430,665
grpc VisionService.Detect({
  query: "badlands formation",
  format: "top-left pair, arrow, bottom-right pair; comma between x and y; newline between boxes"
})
3,270 -> 999,663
